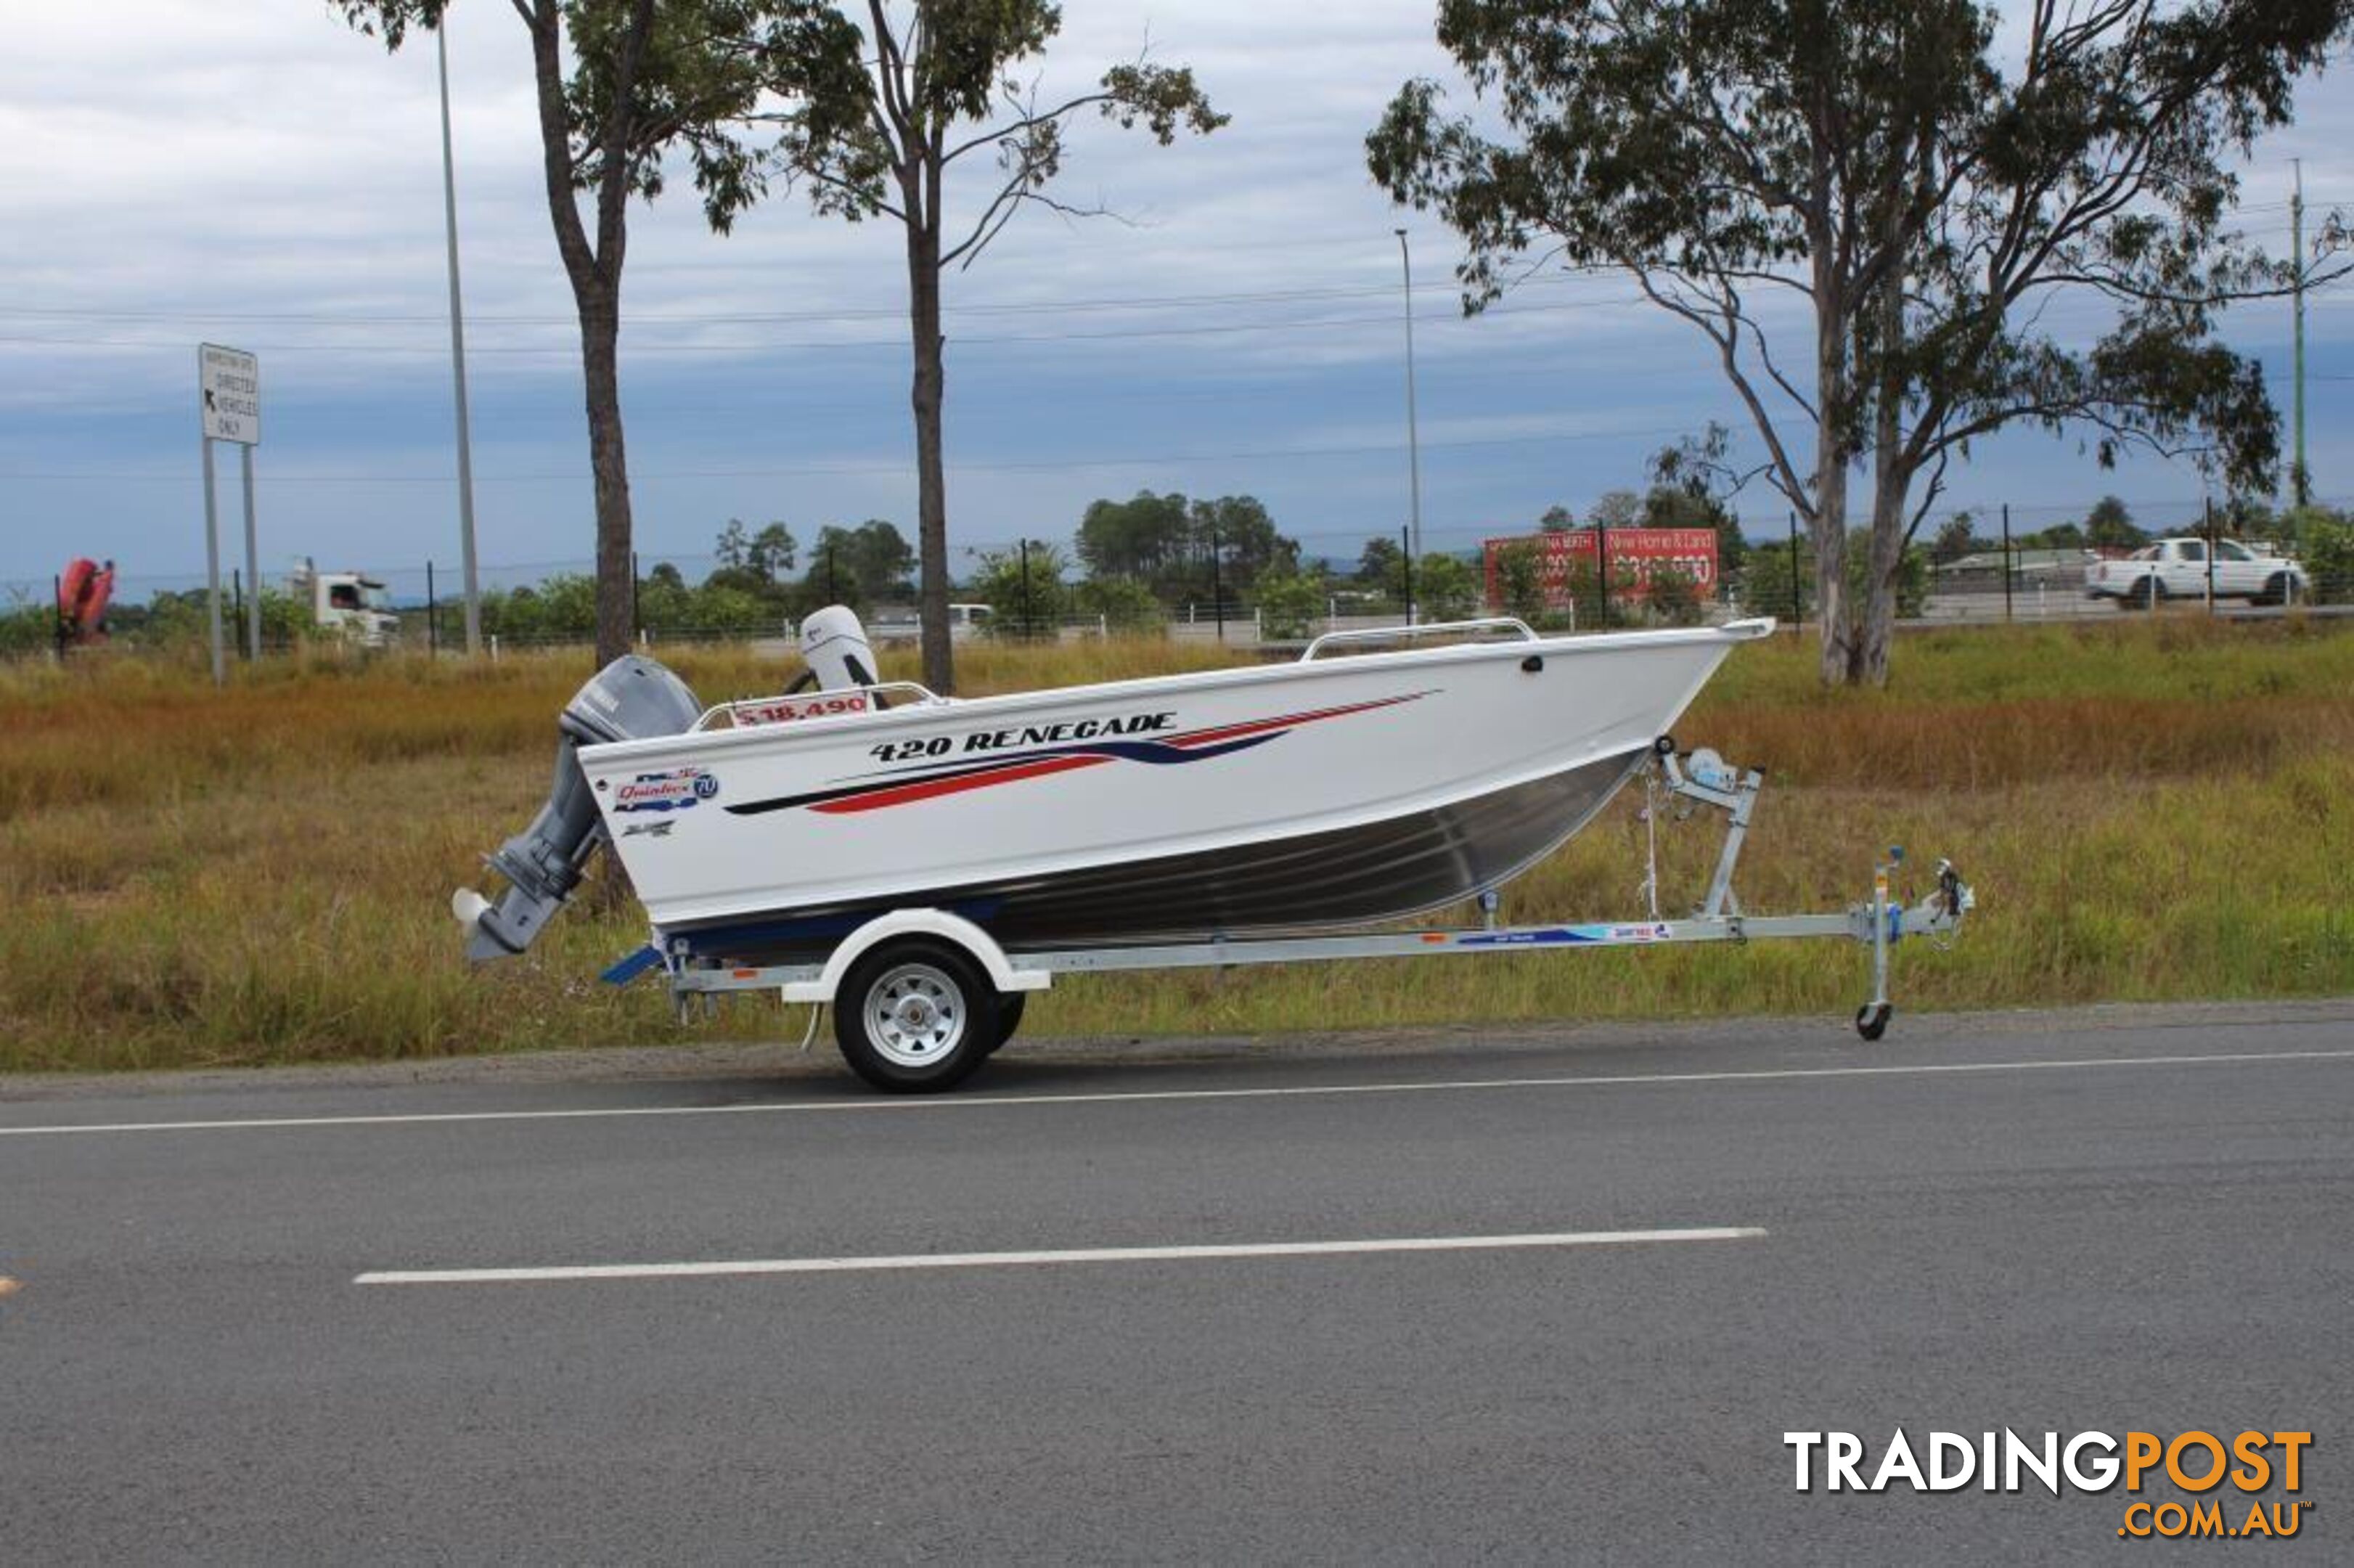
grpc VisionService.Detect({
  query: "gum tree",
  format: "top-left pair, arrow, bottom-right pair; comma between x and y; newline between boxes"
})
335,1 -> 768,663
1370,0 -> 2350,684
740,2 -> 1224,692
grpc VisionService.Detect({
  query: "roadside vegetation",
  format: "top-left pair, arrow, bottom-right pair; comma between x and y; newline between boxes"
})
2,617 -> 2349,1074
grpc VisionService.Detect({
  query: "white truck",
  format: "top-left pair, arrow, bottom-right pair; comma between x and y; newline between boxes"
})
867,603 -> 994,645
291,562 -> 401,646
2084,537 -> 2309,609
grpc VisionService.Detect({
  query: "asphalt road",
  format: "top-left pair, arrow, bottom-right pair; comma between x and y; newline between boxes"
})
4,1003 -> 2348,1564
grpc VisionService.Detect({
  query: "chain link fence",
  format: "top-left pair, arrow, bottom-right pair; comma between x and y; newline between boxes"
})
10,500 -> 2353,666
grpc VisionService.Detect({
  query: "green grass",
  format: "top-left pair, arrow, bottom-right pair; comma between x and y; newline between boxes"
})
3,618 -> 2349,1072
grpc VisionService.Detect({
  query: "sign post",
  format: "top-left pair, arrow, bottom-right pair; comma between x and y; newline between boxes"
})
199,344 -> 261,679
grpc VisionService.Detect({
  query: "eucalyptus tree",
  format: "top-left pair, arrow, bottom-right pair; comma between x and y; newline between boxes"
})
1371,0 -> 2350,683
740,2 -> 1224,691
335,0 -> 769,663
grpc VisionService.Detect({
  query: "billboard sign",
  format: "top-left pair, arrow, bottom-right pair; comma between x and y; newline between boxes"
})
1482,528 -> 1719,611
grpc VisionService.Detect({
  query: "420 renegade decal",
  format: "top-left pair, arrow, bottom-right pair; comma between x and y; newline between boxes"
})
724,692 -> 1432,817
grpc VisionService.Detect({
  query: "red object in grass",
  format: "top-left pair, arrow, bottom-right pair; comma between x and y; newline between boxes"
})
59,558 -> 117,643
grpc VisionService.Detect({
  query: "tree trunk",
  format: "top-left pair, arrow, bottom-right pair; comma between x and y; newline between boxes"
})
906,221 -> 954,693
1809,269 -> 1853,687
521,0 -> 640,670
1857,288 -> 1910,687
1858,469 -> 1910,685
579,290 -> 635,666
1854,179 -> 1918,689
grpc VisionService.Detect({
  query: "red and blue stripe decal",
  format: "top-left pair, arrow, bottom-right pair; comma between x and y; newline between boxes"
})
726,691 -> 1431,816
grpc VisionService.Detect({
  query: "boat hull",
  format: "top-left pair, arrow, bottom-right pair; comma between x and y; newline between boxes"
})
660,748 -> 1642,963
581,622 -> 1768,960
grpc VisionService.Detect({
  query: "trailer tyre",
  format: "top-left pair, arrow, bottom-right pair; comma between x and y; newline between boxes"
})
983,991 -> 1027,1056
835,939 -> 1000,1093
1855,1002 -> 1892,1042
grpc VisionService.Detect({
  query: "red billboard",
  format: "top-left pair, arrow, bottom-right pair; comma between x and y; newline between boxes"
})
1482,528 -> 1720,611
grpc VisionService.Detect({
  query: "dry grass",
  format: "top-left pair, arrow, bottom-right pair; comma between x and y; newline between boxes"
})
3,618 -> 2349,1071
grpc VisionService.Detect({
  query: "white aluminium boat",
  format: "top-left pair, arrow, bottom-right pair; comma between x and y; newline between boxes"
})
457,612 -> 1773,968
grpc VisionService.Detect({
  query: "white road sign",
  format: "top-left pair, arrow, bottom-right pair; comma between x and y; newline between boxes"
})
199,343 -> 261,444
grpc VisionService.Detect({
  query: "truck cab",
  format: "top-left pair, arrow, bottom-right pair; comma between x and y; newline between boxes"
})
293,563 -> 401,646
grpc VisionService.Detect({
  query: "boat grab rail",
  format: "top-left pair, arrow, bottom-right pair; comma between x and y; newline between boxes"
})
1299,616 -> 1539,662
690,680 -> 950,732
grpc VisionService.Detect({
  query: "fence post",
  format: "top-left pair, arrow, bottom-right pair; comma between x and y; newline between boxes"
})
1595,518 -> 1611,629
231,569 -> 245,658
1788,511 -> 1802,634
1399,524 -> 1413,629
632,550 -> 642,641
2204,496 -> 2217,613
53,573 -> 67,661
1018,536 -> 1034,640
426,559 -> 438,658
1211,520 -> 1226,643
2001,504 -> 2013,624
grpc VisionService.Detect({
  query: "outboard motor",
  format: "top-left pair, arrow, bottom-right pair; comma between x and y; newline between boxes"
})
453,655 -> 702,961
798,604 -> 883,692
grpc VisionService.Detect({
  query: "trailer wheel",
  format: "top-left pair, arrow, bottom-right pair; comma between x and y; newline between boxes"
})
1855,1002 -> 1892,1042
982,992 -> 1028,1056
835,939 -> 1000,1093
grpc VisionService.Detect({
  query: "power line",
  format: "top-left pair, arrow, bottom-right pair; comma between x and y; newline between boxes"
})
0,269 -> 1617,330
0,295 -> 1640,359
0,421 -> 1712,488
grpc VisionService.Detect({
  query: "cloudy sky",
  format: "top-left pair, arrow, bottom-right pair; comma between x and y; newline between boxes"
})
2,1 -> 2348,603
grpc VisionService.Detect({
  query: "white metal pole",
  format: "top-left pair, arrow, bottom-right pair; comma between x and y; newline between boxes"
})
240,442 -> 261,658
438,23 -> 483,656
1396,229 -> 1424,624
202,435 -> 224,686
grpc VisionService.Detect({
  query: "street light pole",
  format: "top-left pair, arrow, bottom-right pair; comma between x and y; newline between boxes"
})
2292,158 -> 2309,509
1396,228 -> 1425,625
438,23 -> 483,656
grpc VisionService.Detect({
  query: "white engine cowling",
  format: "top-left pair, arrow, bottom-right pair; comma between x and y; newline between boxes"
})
799,605 -> 880,692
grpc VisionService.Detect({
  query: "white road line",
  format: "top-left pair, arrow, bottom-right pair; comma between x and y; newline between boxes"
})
353,1226 -> 1768,1286
4,1047 -> 2350,1140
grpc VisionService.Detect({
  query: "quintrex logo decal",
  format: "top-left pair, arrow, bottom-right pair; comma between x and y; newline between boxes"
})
726,692 -> 1434,817
613,767 -> 719,813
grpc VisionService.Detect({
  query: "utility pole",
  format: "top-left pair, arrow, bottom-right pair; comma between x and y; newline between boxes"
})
438,23 -> 483,656
1395,229 -> 1425,621
2292,159 -> 2309,510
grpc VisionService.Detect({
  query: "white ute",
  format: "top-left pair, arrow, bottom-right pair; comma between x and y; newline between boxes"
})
2085,537 -> 2309,609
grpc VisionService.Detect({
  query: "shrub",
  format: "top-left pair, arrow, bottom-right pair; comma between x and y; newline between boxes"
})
1074,575 -> 1166,632
1252,571 -> 1324,640
2299,513 -> 2354,605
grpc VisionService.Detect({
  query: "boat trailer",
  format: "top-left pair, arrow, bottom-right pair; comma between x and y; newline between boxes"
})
616,738 -> 1974,1090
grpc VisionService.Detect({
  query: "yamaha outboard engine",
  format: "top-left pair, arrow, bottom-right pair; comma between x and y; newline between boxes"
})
453,654 -> 702,961
798,604 -> 883,693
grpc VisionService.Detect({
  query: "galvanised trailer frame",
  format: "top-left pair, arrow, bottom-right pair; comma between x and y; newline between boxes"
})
618,740 -> 1974,1091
